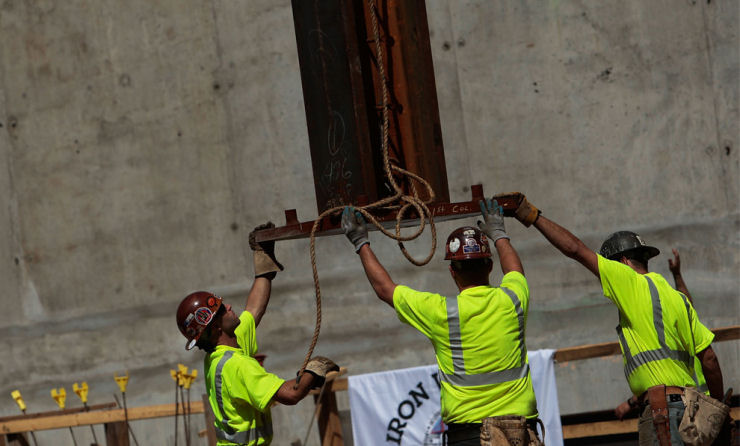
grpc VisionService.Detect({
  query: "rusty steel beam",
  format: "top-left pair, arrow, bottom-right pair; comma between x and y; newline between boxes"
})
291,0 -> 379,213
290,0 -> 448,214
255,185 -> 521,242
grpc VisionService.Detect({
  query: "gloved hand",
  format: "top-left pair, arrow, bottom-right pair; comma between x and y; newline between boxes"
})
478,198 -> 510,244
248,222 -> 284,277
513,193 -> 540,227
341,206 -> 369,253
302,356 -> 340,389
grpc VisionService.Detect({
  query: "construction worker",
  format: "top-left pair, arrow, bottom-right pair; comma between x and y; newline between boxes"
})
176,223 -> 339,445
342,202 -> 544,446
509,194 -> 727,445
614,249 -> 708,420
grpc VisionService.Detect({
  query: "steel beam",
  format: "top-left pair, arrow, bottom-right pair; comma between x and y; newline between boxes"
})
254,185 -> 522,242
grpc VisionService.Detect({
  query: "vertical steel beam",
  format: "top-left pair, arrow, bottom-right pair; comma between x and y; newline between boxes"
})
291,0 -> 448,214
291,0 -> 378,213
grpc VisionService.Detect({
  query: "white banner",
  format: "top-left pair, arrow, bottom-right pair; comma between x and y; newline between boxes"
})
348,349 -> 563,446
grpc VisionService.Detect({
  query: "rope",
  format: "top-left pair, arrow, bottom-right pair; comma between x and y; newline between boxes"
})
295,0 -> 438,382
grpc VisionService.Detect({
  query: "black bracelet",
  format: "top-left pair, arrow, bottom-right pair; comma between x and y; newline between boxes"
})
627,397 -> 638,408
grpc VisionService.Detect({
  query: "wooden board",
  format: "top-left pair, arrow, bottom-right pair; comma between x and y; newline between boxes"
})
563,406 -> 740,439
0,402 -> 203,434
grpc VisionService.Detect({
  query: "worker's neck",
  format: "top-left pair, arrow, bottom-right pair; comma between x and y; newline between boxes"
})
455,279 -> 490,292
622,258 -> 648,275
217,334 -> 239,349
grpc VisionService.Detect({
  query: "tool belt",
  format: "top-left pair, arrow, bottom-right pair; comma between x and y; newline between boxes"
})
479,416 -> 544,446
639,385 -> 730,446
677,386 -> 729,446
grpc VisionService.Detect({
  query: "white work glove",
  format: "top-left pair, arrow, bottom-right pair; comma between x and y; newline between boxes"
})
341,206 -> 369,252
477,198 -> 510,244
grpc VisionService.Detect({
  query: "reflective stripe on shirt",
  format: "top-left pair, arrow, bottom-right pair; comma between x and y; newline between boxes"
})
616,276 -> 697,385
213,351 -> 272,445
214,413 -> 273,445
438,286 -> 529,387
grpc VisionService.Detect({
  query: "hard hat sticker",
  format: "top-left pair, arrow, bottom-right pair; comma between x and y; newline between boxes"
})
463,229 -> 475,237
194,307 -> 214,326
183,313 -> 195,328
463,238 -> 481,253
449,238 -> 461,253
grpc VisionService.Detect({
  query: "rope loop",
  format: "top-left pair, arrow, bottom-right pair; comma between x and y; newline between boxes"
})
295,0 -> 439,381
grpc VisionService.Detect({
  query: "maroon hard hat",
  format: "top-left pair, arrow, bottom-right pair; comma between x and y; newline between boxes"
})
444,226 -> 492,261
176,291 -> 223,350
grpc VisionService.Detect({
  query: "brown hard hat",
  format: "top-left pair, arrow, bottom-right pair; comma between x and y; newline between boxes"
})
444,226 -> 492,261
176,291 -> 223,350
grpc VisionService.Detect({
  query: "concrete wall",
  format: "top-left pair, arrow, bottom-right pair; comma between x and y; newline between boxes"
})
0,0 -> 737,444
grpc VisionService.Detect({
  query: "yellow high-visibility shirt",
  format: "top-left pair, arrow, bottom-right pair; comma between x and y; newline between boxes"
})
393,271 -> 538,423
204,311 -> 284,445
598,255 -> 714,396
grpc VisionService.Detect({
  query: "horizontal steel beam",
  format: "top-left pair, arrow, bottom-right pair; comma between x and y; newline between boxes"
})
254,184 -> 521,243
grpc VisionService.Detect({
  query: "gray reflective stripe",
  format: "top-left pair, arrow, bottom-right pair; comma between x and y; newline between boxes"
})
215,350 -> 235,432
617,276 -> 694,379
213,352 -> 272,445
214,416 -> 273,445
445,296 -> 465,374
439,363 -> 530,387
647,277 -> 666,346
501,287 -> 527,366
439,286 -> 528,387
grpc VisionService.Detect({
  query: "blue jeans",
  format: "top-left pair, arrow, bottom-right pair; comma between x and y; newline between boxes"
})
638,400 -> 686,445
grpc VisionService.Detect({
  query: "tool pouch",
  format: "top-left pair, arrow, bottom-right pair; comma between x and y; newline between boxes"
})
480,416 -> 543,446
678,387 -> 729,446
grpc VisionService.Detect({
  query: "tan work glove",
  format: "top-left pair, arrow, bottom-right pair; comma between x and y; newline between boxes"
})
302,356 -> 339,389
493,192 -> 540,227
249,222 -> 284,277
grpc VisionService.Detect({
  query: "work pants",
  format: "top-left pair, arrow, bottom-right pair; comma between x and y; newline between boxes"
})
638,398 -> 686,446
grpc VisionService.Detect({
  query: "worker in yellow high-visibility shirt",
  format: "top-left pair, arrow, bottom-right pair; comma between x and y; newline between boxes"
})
342,200 -> 544,446
512,193 -> 727,446
176,223 -> 338,446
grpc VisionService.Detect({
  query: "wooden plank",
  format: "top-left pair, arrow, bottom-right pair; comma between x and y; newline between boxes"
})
0,402 -> 118,422
105,421 -> 130,446
104,421 -> 129,446
201,393 -> 217,446
315,390 -> 343,446
0,402 -> 204,434
563,406 -> 740,439
554,325 -> 738,363
563,418 -> 638,439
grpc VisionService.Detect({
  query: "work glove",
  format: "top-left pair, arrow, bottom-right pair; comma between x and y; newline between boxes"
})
493,192 -> 540,227
248,222 -> 284,278
302,356 -> 340,389
341,206 -> 369,253
478,198 -> 510,245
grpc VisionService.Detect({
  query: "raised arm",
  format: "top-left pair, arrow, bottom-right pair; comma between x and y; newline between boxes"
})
245,223 -> 284,327
244,276 -> 273,327
478,199 -> 523,275
357,244 -> 397,306
533,214 -> 600,278
668,249 -> 693,303
342,207 -> 397,307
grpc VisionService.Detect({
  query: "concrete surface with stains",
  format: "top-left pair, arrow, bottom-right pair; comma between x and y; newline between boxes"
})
0,1 -> 737,444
